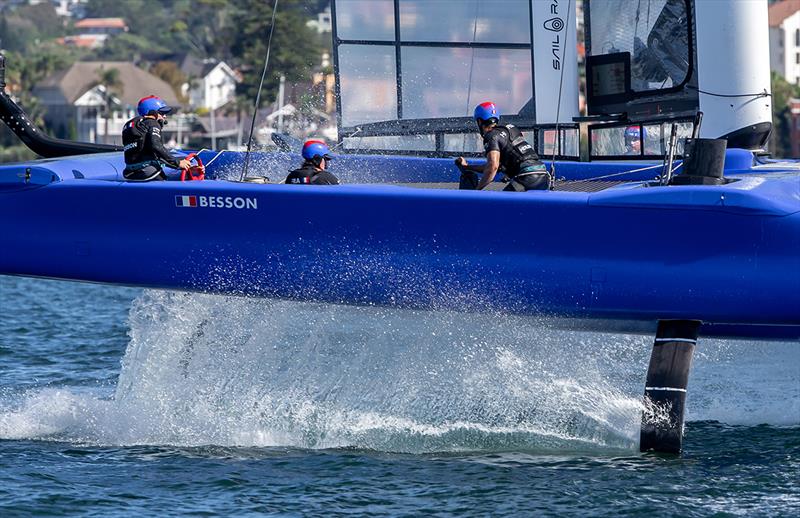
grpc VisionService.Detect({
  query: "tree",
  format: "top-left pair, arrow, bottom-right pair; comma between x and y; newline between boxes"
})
94,66 -> 124,144
228,0 -> 323,108
151,61 -> 189,104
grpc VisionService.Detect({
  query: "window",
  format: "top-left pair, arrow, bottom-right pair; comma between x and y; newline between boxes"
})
590,121 -> 693,158
796,52 -> 799,64
399,0 -> 530,44
332,0 -> 535,154
337,45 -> 397,126
795,28 -> 799,46
400,47 -> 532,119
335,0 -> 394,41
588,0 -> 691,94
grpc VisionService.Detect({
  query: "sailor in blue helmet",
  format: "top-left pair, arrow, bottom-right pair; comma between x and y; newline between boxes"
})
456,102 -> 549,191
121,95 -> 190,181
624,125 -> 642,155
285,140 -> 340,185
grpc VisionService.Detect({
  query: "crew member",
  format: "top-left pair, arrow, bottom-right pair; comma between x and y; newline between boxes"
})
624,125 -> 642,156
285,140 -> 340,185
122,95 -> 190,181
456,102 -> 549,191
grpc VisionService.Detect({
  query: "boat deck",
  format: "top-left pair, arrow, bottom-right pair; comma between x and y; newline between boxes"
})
398,180 -> 629,192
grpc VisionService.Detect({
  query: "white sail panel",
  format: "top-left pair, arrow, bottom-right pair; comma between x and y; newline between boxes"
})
398,0 -> 531,44
338,45 -> 397,127
335,0 -> 395,41
400,47 -> 533,120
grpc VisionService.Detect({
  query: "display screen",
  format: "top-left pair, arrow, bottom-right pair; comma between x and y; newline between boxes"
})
591,61 -> 628,97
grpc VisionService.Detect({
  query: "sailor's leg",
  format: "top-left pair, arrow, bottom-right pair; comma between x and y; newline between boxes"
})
512,172 -> 550,191
123,165 -> 166,182
502,179 -> 526,191
640,319 -> 701,454
459,170 -> 479,190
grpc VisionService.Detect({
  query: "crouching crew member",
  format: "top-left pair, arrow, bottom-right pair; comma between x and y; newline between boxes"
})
285,140 -> 340,185
122,95 -> 189,181
456,102 -> 550,191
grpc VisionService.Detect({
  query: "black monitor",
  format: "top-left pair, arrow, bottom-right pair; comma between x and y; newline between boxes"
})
586,52 -> 631,114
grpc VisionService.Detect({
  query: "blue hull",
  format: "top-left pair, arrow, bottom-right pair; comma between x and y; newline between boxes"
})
1,151 -> 798,340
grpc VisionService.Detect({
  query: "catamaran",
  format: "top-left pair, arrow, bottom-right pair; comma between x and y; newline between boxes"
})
0,0 -> 797,454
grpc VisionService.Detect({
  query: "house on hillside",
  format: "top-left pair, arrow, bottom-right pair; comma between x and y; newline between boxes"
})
33,61 -> 183,145
51,0 -> 87,18
306,3 -> 331,34
178,55 -> 240,111
60,17 -> 128,48
769,0 -> 800,84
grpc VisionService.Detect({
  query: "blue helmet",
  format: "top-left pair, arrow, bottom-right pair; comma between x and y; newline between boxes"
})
474,102 -> 500,124
302,140 -> 332,161
137,95 -> 172,117
624,125 -> 642,143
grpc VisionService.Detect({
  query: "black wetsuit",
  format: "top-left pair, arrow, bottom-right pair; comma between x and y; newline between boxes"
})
284,163 -> 340,185
122,116 -> 180,181
460,124 -> 549,191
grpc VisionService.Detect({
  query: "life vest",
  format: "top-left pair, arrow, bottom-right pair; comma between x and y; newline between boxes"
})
122,116 -> 148,164
489,124 -> 540,178
285,164 -> 316,184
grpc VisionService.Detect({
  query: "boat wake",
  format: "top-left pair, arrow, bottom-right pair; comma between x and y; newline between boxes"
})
1,290 -> 797,452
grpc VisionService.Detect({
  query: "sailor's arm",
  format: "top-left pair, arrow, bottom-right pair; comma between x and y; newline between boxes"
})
455,157 -> 485,173
149,125 -> 187,170
477,150 -> 501,190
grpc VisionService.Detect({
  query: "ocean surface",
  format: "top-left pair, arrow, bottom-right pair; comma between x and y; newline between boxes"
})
0,275 -> 797,516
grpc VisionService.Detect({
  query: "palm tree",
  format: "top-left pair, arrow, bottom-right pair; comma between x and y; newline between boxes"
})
94,66 -> 123,144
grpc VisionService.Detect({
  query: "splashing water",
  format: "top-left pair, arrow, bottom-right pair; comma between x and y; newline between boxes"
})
1,289 -> 797,452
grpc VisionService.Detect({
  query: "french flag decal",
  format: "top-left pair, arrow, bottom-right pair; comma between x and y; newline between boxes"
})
175,195 -> 197,207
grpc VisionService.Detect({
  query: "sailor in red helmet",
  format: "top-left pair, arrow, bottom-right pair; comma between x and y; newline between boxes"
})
456,102 -> 549,191
285,140 -> 340,185
121,95 -> 190,181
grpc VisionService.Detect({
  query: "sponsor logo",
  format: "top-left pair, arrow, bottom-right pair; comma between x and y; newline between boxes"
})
544,1 -> 564,70
175,195 -> 257,209
543,17 -> 564,32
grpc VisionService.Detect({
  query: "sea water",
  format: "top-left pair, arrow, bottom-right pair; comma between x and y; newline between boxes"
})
0,276 -> 797,515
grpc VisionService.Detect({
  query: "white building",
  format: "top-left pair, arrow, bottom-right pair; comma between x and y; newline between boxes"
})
50,0 -> 87,17
33,61 -> 181,145
306,3 -> 332,34
179,56 -> 239,111
769,0 -> 800,83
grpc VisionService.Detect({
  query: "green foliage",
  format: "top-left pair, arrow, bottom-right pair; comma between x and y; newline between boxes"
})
0,3 -> 67,52
151,61 -> 189,103
95,33 -> 171,61
0,143 -> 37,164
228,0 -> 323,107
2,0 -> 332,145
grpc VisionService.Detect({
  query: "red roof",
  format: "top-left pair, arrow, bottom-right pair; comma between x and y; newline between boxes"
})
74,18 -> 128,30
769,0 -> 800,27
57,35 -> 105,49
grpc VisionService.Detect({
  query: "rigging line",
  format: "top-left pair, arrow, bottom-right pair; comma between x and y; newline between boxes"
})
328,127 -> 362,152
550,0 -> 573,187
567,162 -> 664,183
686,85 -> 771,99
461,0 -> 481,152
240,0 -> 280,181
